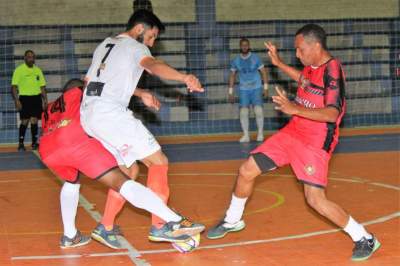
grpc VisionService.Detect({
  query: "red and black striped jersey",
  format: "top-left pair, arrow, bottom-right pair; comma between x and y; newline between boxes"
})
40,88 -> 89,156
282,58 -> 346,154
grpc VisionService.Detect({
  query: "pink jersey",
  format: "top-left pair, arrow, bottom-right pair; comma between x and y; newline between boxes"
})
281,58 -> 346,154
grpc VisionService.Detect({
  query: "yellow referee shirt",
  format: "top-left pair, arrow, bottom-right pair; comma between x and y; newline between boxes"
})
11,63 -> 46,96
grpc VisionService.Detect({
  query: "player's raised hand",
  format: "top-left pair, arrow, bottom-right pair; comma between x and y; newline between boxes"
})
272,86 -> 298,115
183,74 -> 204,93
264,41 -> 282,67
140,90 -> 161,111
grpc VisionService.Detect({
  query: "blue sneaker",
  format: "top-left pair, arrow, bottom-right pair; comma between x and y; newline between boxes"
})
207,220 -> 245,239
91,224 -> 122,249
351,235 -> 381,261
60,230 -> 91,249
148,217 -> 205,243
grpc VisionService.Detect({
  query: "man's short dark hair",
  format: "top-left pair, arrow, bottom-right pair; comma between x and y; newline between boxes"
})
24,50 -> 35,56
62,78 -> 84,92
295,24 -> 327,50
240,37 -> 250,44
126,9 -> 165,33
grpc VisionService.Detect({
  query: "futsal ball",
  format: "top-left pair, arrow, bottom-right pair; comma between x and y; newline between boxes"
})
172,233 -> 200,253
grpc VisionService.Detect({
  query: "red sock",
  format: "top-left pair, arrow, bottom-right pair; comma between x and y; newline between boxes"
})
101,189 -> 126,231
147,165 -> 169,229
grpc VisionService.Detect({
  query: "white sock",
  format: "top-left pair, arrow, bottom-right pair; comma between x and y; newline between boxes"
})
119,180 -> 181,224
254,105 -> 264,135
224,194 -> 248,224
239,107 -> 249,136
343,216 -> 372,242
60,182 -> 80,238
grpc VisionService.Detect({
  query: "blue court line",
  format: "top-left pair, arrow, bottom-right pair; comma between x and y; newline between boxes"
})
0,133 -> 398,171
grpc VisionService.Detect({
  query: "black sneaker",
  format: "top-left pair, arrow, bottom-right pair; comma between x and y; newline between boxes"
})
17,143 -> 25,151
60,230 -> 91,249
31,143 -> 39,150
351,235 -> 381,261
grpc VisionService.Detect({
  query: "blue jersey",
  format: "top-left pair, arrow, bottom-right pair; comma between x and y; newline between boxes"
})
230,52 -> 264,90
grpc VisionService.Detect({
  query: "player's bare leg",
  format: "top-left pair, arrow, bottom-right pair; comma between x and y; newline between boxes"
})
304,184 -> 380,261
207,156 -> 262,239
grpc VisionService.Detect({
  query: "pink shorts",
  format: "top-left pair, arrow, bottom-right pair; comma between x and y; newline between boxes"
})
251,131 -> 331,187
40,138 -> 118,183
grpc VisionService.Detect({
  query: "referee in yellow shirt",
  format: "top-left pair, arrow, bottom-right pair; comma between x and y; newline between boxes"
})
11,50 -> 47,151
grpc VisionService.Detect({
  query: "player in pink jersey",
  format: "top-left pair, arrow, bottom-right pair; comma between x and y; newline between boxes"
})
207,24 -> 380,261
39,79 -> 204,249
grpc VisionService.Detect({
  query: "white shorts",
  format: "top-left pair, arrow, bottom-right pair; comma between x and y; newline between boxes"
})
80,101 -> 161,167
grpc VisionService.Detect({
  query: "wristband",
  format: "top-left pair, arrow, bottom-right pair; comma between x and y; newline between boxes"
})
228,87 -> 233,95
263,84 -> 269,91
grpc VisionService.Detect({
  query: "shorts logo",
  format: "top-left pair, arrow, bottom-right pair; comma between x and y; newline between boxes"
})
304,165 -> 315,176
119,144 -> 132,157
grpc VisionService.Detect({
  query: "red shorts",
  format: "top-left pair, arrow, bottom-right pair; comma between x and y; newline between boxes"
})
251,131 -> 330,187
39,138 -> 118,183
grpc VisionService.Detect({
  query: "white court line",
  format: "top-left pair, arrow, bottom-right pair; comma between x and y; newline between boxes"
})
11,173 -> 399,260
11,211 -> 400,259
28,151 -> 149,266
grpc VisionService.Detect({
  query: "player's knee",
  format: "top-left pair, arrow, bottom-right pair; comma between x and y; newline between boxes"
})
144,151 -> 168,167
240,107 -> 249,116
20,119 -> 29,126
238,160 -> 258,181
254,105 -> 263,117
30,117 -> 38,124
100,168 -> 129,191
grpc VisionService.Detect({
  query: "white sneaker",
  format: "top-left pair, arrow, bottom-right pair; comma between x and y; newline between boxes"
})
239,135 -> 250,143
256,133 -> 264,142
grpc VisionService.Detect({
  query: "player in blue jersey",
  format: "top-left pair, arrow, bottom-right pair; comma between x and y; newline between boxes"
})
229,38 -> 269,142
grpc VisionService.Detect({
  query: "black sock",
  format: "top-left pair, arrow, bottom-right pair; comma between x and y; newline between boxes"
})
31,123 -> 38,144
19,124 -> 27,145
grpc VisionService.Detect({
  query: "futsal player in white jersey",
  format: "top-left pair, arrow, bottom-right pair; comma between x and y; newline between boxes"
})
80,10 -> 205,242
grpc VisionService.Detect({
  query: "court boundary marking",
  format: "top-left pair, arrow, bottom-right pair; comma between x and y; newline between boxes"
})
28,151 -> 150,266
10,173 -> 399,261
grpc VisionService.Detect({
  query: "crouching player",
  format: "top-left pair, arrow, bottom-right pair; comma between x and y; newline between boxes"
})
39,79 -> 204,249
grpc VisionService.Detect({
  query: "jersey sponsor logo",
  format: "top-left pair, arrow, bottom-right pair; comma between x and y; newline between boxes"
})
86,82 -> 105,96
300,77 -> 311,88
295,96 -> 316,108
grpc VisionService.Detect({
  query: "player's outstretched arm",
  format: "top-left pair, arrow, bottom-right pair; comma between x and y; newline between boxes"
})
140,57 -> 204,93
264,41 -> 302,83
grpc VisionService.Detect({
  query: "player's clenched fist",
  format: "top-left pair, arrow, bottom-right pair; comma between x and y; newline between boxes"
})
183,74 -> 204,93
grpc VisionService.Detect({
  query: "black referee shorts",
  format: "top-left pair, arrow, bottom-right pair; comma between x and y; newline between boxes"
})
19,95 -> 43,119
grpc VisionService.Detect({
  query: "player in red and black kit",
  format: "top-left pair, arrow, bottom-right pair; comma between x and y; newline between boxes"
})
39,79 -> 204,250
207,24 -> 380,261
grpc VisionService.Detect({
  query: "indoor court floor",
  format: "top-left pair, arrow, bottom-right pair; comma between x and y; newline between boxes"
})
0,127 -> 399,266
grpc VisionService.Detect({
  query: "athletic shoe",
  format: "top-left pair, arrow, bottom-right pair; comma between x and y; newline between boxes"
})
206,220 -> 245,239
239,135 -> 250,143
148,218 -> 205,243
112,224 -> 123,236
256,132 -> 264,142
31,142 -> 39,150
91,223 -> 122,249
351,235 -> 381,261
17,143 -> 25,151
60,230 -> 91,249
